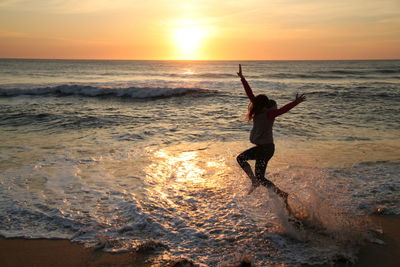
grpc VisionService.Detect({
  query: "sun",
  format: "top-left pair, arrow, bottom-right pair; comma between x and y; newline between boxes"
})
172,24 -> 208,60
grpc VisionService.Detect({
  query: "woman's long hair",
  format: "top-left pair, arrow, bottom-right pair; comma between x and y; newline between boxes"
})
246,94 -> 270,122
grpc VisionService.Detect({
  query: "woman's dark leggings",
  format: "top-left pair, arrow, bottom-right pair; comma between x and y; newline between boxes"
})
236,143 -> 275,187
237,143 -> 289,206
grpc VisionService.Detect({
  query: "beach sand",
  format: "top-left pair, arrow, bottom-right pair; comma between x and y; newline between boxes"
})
1,215 -> 399,267
0,238 -> 150,267
351,215 -> 400,267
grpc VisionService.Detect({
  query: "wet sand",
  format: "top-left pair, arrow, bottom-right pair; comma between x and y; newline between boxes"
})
1,215 -> 399,267
351,215 -> 400,267
0,238 -> 149,267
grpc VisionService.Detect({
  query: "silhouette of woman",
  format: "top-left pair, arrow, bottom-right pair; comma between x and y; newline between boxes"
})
236,64 -> 306,205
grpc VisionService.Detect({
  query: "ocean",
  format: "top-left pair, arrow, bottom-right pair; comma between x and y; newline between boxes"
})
0,59 -> 399,266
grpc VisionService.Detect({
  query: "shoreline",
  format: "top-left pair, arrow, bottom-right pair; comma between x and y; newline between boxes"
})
1,215 -> 399,267
0,238 -> 146,267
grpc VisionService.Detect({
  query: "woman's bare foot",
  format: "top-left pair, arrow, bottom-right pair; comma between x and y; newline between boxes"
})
247,182 -> 260,194
274,188 -> 293,215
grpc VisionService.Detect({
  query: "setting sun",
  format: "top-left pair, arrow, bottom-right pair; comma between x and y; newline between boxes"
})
171,23 -> 210,60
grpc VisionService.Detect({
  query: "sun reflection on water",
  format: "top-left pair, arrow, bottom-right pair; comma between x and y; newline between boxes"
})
153,150 -> 205,184
146,145 -> 228,189
142,145 -> 234,230
183,70 -> 194,75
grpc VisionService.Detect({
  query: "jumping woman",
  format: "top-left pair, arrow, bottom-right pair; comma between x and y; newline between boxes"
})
236,64 -> 306,208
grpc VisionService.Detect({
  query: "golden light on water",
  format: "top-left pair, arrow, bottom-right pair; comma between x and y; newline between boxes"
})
183,70 -> 195,75
146,145 -> 228,189
153,150 -> 206,183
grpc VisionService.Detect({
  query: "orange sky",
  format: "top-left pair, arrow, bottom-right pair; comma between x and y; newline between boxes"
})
0,0 -> 399,60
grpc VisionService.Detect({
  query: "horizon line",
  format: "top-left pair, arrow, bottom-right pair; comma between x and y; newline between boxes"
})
1,57 -> 399,61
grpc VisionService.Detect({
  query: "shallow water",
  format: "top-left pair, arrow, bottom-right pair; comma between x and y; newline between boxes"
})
0,59 -> 399,265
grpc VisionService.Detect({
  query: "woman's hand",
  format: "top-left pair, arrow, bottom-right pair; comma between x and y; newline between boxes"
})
295,93 -> 306,103
237,64 -> 244,78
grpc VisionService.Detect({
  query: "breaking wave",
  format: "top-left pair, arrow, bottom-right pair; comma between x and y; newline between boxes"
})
0,85 -> 214,99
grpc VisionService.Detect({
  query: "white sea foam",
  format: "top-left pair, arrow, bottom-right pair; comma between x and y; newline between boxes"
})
0,141 -> 377,266
0,85 -> 212,99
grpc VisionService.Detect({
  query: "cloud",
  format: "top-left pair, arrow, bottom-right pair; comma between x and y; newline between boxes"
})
0,0 -> 133,13
0,0 -> 17,7
0,29 -> 29,38
220,0 -> 400,35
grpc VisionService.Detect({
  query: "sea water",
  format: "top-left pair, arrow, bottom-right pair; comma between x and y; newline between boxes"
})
0,59 -> 399,265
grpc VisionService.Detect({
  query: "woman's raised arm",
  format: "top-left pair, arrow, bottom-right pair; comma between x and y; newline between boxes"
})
267,93 -> 306,119
237,64 -> 255,102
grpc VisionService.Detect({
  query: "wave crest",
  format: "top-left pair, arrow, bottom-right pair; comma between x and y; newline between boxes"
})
0,85 -> 213,99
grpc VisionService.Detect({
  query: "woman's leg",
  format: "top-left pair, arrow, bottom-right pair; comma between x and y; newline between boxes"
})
255,144 -> 289,206
237,146 -> 260,186
254,144 -> 275,186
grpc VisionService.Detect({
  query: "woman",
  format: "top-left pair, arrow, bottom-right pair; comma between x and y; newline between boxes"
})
236,64 -> 306,204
